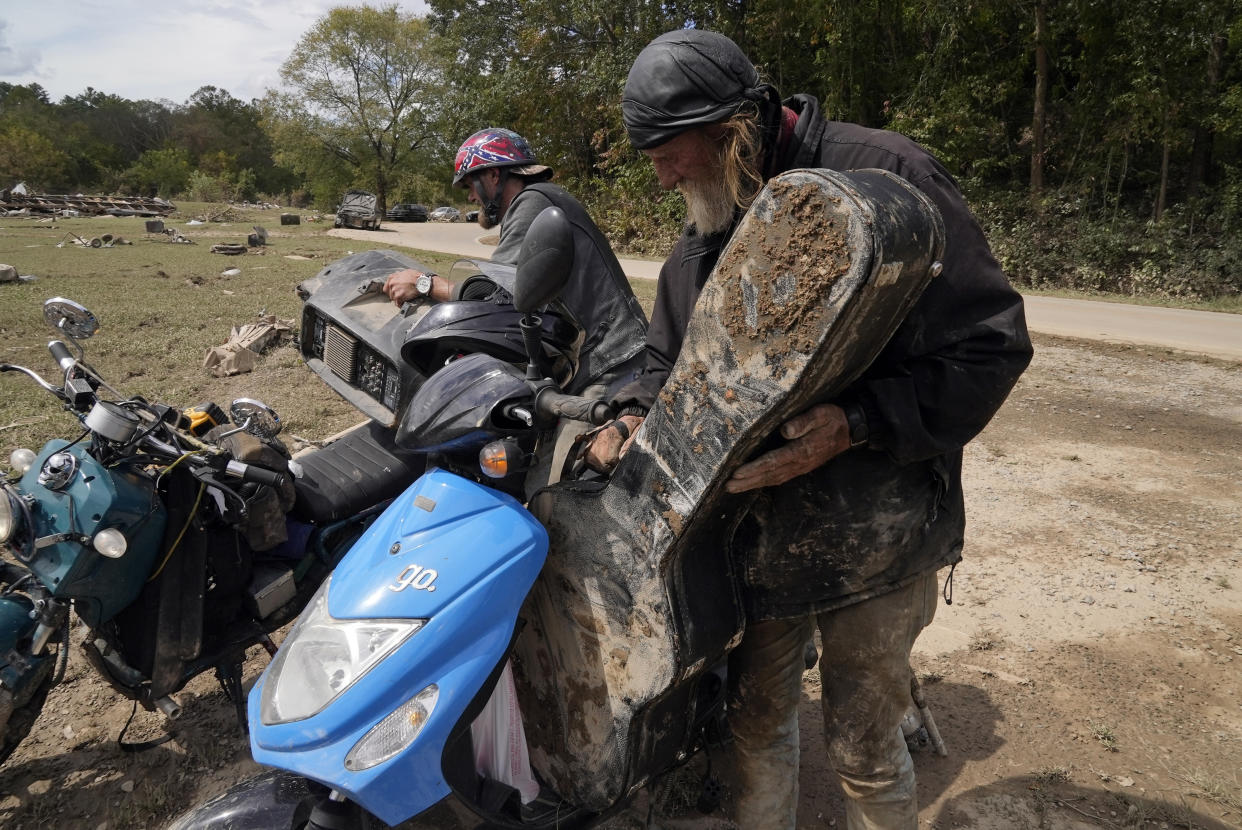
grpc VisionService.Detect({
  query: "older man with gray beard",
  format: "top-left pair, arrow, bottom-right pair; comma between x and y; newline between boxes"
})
586,29 -> 1032,830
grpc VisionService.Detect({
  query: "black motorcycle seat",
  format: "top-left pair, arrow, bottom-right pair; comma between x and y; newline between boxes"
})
291,421 -> 427,523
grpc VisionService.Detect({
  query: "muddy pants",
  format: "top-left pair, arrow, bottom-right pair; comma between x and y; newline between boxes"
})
728,571 -> 939,830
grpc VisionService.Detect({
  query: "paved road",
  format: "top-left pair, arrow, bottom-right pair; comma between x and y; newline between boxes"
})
331,222 -> 1242,362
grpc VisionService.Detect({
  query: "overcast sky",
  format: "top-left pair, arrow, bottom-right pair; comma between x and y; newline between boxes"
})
1,1 -> 428,105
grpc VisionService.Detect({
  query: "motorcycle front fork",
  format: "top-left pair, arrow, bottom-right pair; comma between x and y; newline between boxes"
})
28,597 -> 68,656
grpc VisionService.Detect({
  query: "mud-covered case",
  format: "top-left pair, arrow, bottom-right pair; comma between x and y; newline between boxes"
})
512,168 -> 946,811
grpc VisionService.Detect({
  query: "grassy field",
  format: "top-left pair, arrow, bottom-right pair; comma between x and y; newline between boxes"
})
0,204 -> 462,459
2,200 -> 1230,463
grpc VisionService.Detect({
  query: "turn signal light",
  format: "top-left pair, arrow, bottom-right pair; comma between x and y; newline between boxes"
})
9,448 -> 36,475
92,528 -> 128,558
479,440 -> 531,479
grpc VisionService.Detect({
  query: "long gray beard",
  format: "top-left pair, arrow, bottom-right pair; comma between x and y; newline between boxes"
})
679,175 -> 736,236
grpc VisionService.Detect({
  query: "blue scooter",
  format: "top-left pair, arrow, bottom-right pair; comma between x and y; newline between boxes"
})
173,207 -> 648,829
174,169 -> 951,829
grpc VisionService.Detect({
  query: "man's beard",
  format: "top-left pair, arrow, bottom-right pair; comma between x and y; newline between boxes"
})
477,209 -> 495,230
678,172 -> 735,236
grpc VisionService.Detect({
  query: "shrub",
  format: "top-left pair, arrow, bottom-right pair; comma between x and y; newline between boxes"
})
972,189 -> 1242,302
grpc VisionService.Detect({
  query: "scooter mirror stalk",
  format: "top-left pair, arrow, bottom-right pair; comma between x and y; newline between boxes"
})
513,207 -> 573,314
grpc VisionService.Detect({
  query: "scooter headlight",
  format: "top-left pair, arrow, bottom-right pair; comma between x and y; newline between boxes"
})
260,577 -> 424,725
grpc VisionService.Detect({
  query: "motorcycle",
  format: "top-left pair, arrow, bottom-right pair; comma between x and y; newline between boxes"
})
0,243 -> 539,764
172,168 -> 949,830
0,295 -> 409,765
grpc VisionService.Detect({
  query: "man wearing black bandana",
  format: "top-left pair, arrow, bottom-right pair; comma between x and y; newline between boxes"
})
587,29 -> 1032,830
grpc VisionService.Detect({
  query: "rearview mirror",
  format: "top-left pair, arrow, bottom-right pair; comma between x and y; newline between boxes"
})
514,207 -> 573,313
43,298 -> 99,340
229,398 -> 283,441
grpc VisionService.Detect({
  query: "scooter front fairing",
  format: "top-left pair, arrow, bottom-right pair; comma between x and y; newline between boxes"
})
248,468 -> 548,826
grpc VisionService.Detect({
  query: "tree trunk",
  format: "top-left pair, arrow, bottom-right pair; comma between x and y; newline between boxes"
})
1112,142 -> 1129,227
1155,111 -> 1171,222
1188,33 -> 1226,197
1031,2 -> 1049,195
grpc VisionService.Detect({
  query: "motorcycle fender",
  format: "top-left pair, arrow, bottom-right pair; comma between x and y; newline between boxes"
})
0,602 -> 54,710
0,594 -> 36,656
164,769 -> 319,830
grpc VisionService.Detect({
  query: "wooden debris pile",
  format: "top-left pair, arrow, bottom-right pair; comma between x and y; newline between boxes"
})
1,191 -> 176,217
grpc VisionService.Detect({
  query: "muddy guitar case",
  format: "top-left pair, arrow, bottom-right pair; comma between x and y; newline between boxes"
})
514,168 -> 946,811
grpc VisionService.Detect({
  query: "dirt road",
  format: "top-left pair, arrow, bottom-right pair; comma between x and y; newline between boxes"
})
332,223 -> 1242,361
1,329 -> 1237,830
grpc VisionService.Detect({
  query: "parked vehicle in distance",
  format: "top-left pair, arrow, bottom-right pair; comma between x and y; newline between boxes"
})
465,209 -> 480,223
386,203 -> 429,223
334,190 -> 381,230
429,206 -> 460,222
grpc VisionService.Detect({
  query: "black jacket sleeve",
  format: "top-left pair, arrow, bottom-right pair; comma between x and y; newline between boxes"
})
844,166 -> 1032,463
610,234 -> 703,411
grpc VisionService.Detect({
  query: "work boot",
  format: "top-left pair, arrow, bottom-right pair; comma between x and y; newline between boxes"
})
803,640 -> 819,671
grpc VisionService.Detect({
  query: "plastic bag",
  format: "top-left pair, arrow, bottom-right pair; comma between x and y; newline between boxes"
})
470,660 -> 540,804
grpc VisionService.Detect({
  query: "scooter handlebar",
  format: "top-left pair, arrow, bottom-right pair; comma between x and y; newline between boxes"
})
225,459 -> 288,489
48,340 -> 76,371
534,389 -> 614,426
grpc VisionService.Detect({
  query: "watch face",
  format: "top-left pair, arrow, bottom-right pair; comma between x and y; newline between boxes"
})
415,274 -> 433,296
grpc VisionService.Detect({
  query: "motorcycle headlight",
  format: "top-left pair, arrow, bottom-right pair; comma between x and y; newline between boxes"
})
259,577 -> 424,725
0,488 -> 15,544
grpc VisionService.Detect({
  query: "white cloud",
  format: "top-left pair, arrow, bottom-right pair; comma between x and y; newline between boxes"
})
0,19 -> 42,77
1,1 -> 428,104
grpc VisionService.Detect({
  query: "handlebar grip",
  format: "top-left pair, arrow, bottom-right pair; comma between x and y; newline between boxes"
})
48,340 -> 75,371
225,459 -> 288,488
536,390 -> 615,426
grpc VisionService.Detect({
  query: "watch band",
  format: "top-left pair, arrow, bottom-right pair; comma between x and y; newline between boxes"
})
842,402 -> 869,448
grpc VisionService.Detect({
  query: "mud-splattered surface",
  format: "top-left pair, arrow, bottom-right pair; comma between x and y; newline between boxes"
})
718,178 -> 852,365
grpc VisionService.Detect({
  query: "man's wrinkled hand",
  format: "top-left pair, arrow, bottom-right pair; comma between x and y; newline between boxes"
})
724,403 -> 850,493
382,269 -> 427,306
583,415 -> 645,473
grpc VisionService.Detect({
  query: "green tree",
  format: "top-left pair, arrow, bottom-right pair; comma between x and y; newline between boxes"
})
267,4 -> 440,211
173,86 -> 290,196
120,147 -> 192,197
0,125 -> 71,190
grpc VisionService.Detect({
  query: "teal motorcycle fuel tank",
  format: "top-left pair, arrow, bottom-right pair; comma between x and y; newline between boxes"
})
19,440 -> 168,626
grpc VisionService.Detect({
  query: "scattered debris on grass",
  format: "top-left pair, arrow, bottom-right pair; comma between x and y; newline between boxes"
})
202,314 -> 294,377
155,228 -> 195,244
1,189 -> 174,217
210,243 -> 248,255
193,205 -> 241,223
56,232 -> 131,249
